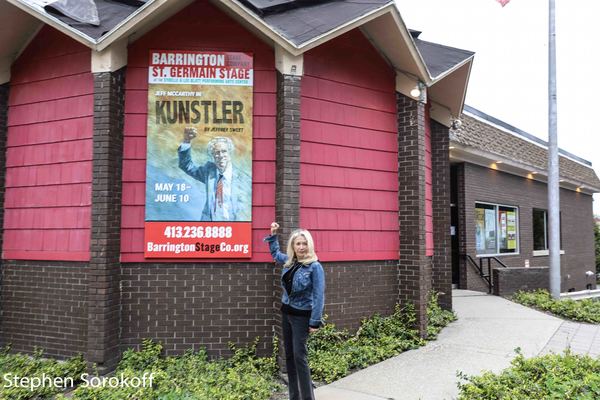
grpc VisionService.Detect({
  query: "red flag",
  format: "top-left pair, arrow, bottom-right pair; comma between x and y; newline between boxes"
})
496,0 -> 510,6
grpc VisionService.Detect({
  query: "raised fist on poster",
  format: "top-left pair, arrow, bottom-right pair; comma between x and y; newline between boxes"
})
183,127 -> 197,143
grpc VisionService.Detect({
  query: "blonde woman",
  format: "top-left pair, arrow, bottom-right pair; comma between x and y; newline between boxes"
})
265,222 -> 325,400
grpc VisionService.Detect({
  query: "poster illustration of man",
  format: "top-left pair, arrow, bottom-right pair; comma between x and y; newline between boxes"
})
178,128 -> 251,221
144,50 -> 253,223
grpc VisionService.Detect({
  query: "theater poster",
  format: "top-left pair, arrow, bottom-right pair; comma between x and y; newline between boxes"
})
144,50 -> 253,258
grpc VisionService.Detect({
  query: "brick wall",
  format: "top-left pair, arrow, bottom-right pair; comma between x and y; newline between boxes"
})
431,121 -> 452,310
120,263 -> 275,357
397,93 -> 431,336
493,267 -> 549,297
459,162 -> 596,292
323,260 -> 398,331
88,69 -> 126,371
0,261 -> 88,358
120,259 -> 398,358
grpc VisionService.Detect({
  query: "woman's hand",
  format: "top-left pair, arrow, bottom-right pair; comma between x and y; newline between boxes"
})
309,327 -> 319,333
270,222 -> 280,235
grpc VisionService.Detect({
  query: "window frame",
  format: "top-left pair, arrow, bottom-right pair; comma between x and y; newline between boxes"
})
532,208 -> 564,256
475,201 -> 520,257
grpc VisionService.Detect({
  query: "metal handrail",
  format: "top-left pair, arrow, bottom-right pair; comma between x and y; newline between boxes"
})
463,255 -> 509,294
464,254 -> 492,293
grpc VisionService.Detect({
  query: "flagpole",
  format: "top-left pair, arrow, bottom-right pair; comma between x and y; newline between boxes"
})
548,0 -> 561,299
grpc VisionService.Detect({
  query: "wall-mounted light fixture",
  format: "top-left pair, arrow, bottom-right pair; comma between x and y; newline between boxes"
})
451,119 -> 462,130
410,81 -> 426,102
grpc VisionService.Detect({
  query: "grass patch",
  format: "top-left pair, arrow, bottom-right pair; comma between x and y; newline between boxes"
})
0,346 -> 85,400
513,289 -> 600,323
458,350 -> 600,399
308,292 -> 457,383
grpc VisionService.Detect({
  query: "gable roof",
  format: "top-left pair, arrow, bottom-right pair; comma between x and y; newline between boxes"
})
241,0 -> 392,47
451,106 -> 600,193
1,0 -> 474,122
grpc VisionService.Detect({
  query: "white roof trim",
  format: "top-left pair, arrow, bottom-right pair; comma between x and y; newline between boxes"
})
429,54 -> 474,84
388,6 -> 431,84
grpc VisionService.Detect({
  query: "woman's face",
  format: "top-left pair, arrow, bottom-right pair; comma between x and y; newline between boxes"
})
293,235 -> 308,258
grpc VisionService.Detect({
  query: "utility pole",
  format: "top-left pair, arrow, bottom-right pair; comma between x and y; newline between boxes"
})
548,0 -> 561,298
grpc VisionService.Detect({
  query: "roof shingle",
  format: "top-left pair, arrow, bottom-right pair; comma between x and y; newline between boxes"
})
451,111 -> 600,191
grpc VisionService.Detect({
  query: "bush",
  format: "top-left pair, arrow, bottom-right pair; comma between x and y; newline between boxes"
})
458,350 -> 600,399
427,292 -> 457,339
307,293 -> 456,383
61,338 -> 281,400
513,289 -> 600,323
0,346 -> 85,400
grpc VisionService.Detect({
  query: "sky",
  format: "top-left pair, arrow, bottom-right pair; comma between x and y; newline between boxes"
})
397,0 -> 600,216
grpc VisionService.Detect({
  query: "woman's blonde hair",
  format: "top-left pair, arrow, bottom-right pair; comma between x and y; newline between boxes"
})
284,229 -> 318,267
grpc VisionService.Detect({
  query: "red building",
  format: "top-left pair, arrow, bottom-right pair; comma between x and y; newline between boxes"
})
0,0 -> 472,370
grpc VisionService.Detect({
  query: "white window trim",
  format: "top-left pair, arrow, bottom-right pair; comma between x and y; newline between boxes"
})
533,250 -> 565,257
533,208 -> 562,253
475,201 -> 520,257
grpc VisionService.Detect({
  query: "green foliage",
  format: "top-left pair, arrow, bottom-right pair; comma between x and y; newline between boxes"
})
308,294 -> 456,383
513,289 -> 600,324
595,222 -> 600,273
0,346 -> 85,400
458,350 -> 600,399
61,338 -> 281,400
427,292 -> 457,339
0,296 -> 456,398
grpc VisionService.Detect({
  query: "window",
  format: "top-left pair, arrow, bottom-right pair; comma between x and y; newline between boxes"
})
532,209 -> 562,251
475,202 -> 519,255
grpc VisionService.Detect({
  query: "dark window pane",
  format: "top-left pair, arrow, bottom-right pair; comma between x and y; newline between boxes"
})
533,209 -> 546,251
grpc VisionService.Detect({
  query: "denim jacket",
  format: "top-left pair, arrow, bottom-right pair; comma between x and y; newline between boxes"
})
264,234 -> 325,327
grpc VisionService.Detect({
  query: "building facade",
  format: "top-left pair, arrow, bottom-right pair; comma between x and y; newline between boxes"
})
451,107 -> 600,296
0,0 -> 473,370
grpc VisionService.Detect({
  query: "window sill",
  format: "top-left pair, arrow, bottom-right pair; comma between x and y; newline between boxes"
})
476,253 -> 520,258
533,250 -> 565,257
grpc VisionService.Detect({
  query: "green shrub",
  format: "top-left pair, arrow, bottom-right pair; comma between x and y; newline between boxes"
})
307,294 -> 456,383
513,289 -> 600,324
458,350 -> 600,399
427,292 -> 457,339
61,338 -> 281,400
0,346 -> 85,400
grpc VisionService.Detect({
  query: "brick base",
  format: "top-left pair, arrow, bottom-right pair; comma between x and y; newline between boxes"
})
0,261 -> 88,358
120,263 -> 276,358
493,267 -> 549,297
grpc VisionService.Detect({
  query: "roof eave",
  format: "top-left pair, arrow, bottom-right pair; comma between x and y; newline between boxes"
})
428,56 -> 473,120
5,0 -> 98,48
450,143 -> 600,194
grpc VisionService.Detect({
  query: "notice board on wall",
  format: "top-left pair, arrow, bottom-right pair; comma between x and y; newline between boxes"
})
144,50 -> 253,258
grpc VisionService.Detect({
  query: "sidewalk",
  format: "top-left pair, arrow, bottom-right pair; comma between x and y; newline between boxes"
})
314,289 -> 600,400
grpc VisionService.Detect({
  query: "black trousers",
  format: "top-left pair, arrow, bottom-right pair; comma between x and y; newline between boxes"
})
281,312 -> 315,400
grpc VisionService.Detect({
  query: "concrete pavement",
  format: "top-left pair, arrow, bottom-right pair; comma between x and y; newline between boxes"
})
313,289 -> 598,400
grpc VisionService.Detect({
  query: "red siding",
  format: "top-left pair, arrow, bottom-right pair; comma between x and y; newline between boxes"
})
301,30 -> 398,261
3,26 -> 92,261
121,0 -> 276,262
425,107 -> 433,256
